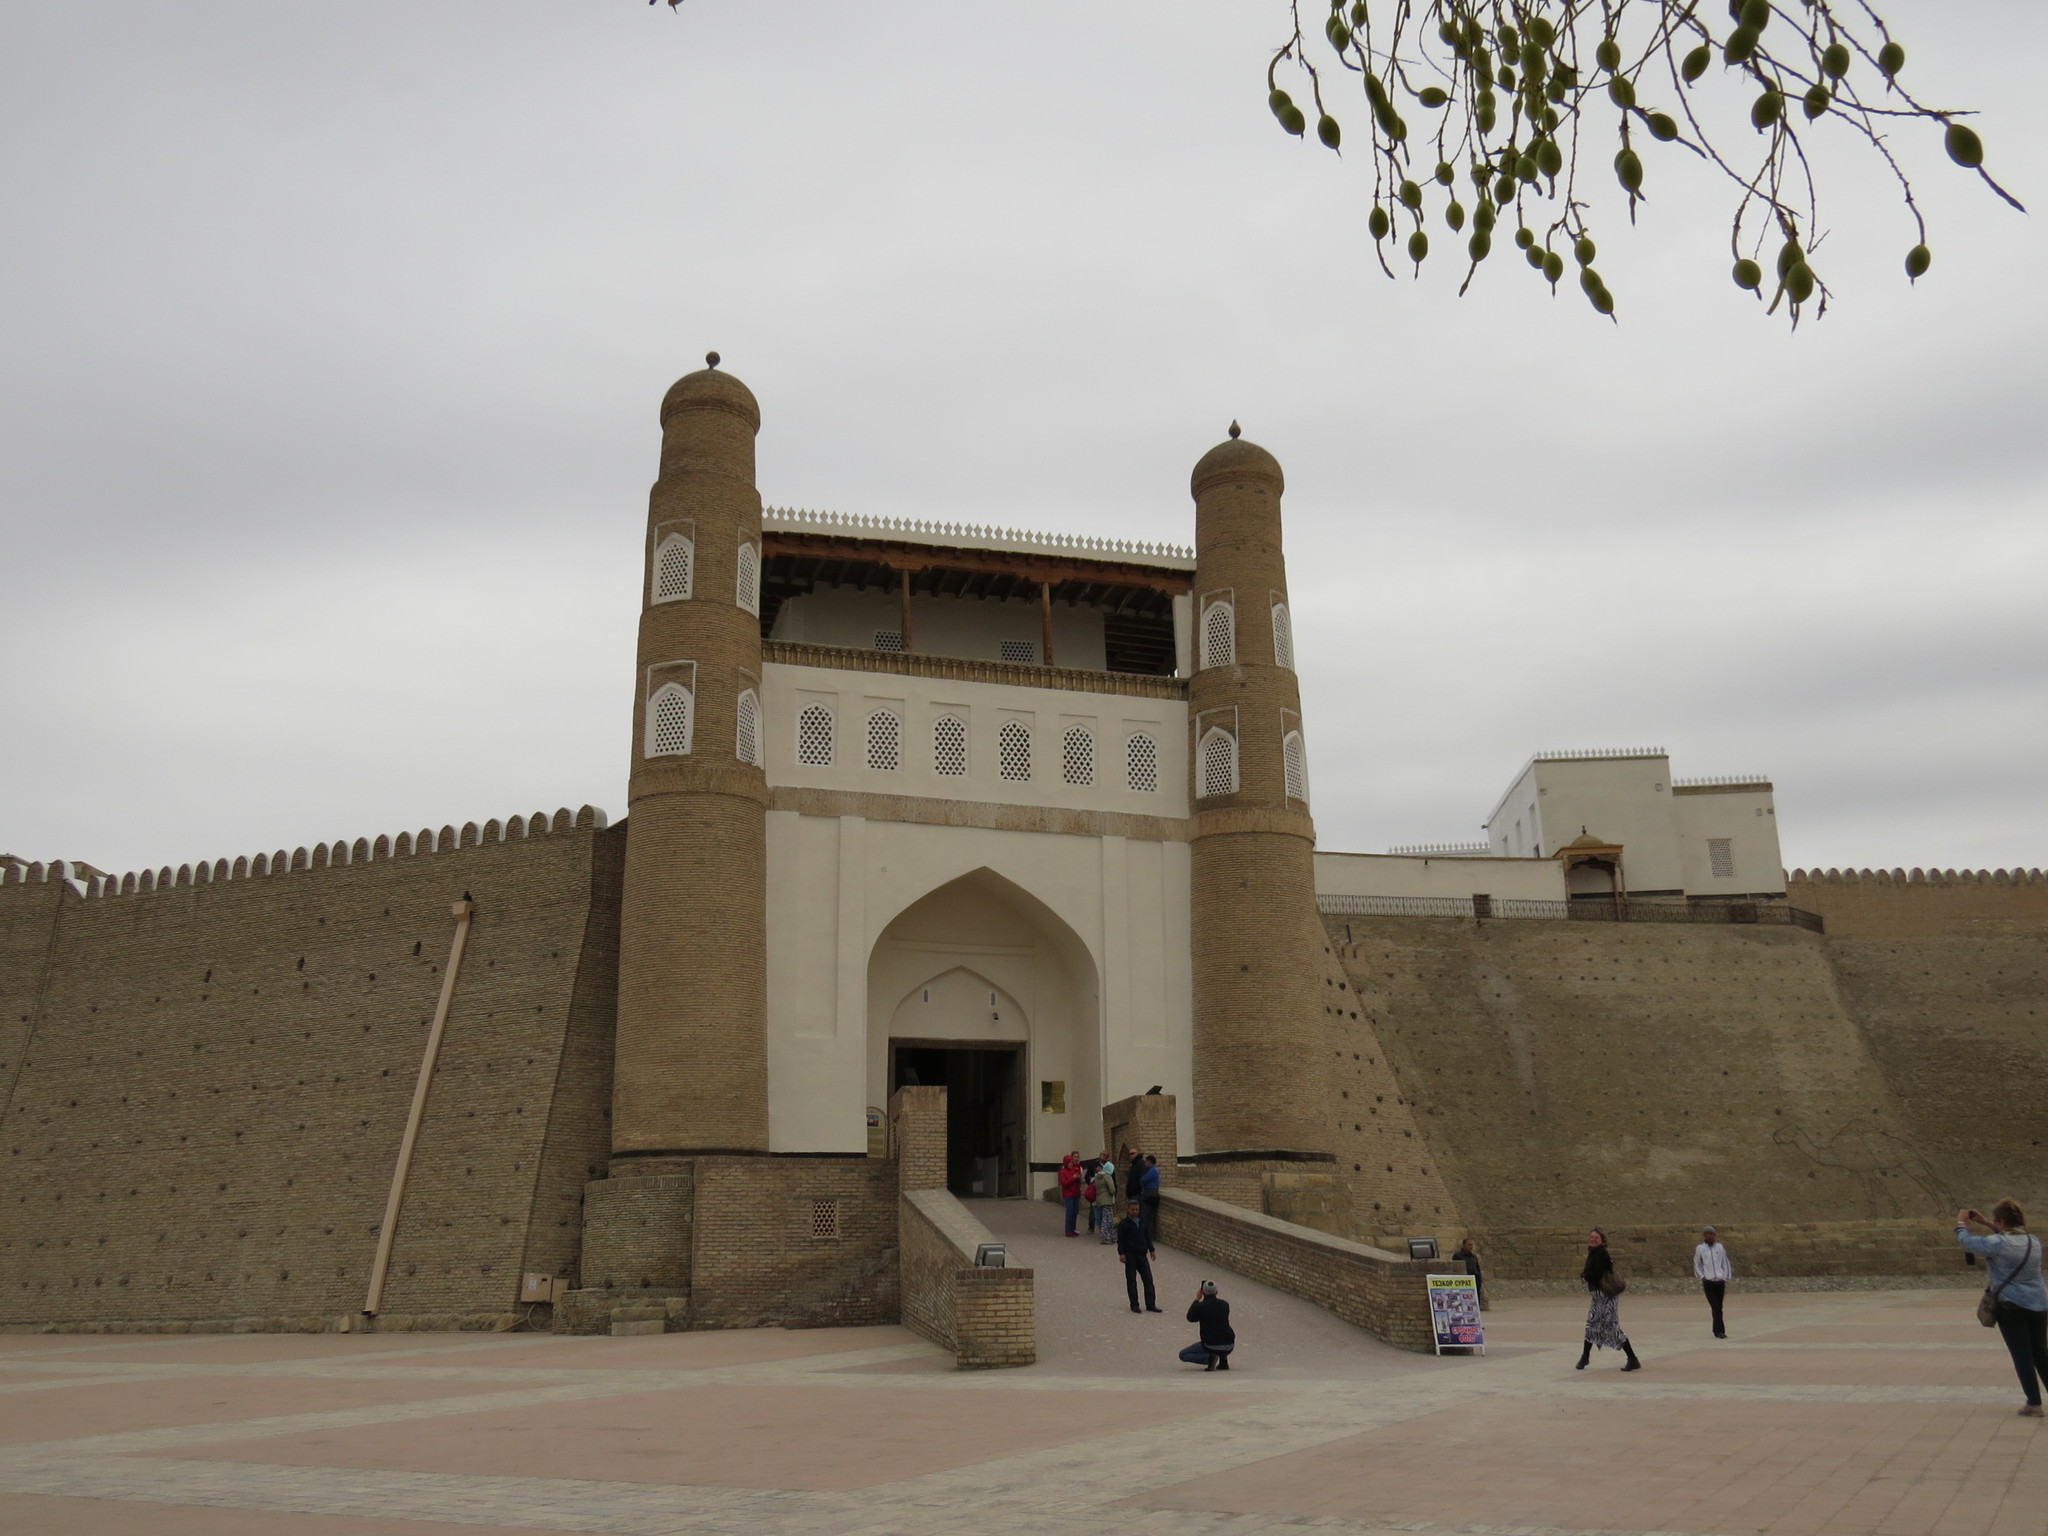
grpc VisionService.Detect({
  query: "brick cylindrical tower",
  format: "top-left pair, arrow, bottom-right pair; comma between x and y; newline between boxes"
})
613,354 -> 771,1162
1186,424 -> 1331,1159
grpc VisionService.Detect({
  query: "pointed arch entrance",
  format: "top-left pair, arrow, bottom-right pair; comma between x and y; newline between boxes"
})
868,868 -> 1101,1199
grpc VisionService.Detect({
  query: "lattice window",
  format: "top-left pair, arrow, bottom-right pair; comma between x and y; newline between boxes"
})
735,689 -> 762,768
1198,727 -> 1239,798
651,534 -> 693,604
810,1199 -> 840,1240
866,709 -> 902,772
998,720 -> 1032,781
1271,602 -> 1295,671
999,639 -> 1038,665
1201,601 -> 1235,669
646,683 -> 693,758
933,715 -> 968,776
1708,838 -> 1736,879
1126,732 -> 1159,793
735,542 -> 760,616
797,703 -> 835,767
873,629 -> 904,652
1283,729 -> 1308,804
1061,725 -> 1094,786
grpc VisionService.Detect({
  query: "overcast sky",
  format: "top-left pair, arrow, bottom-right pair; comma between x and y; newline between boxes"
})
3,1 -> 2042,881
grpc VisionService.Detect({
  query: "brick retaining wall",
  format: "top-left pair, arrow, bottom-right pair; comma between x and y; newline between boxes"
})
899,1188 -> 1034,1368
1158,1187 -> 1459,1353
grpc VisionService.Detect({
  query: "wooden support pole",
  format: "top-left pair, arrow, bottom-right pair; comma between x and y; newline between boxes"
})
900,568 -> 915,653
363,899 -> 473,1320
1040,582 -> 1055,667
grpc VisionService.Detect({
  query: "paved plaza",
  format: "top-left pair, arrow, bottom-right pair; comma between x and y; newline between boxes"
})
1,1200 -> 2039,1536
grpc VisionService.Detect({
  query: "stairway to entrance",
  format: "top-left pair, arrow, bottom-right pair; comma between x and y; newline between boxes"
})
966,1197 -> 1458,1382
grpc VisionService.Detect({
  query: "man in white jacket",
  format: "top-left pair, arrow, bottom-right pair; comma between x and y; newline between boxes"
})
1694,1226 -> 1734,1338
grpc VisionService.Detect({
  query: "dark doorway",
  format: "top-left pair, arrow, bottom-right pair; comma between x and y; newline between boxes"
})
890,1040 -> 1026,1198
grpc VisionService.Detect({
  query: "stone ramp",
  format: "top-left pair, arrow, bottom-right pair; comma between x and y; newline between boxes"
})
965,1197 -> 1468,1381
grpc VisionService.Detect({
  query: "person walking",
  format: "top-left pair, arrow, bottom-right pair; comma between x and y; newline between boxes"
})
1456,1238 -> 1488,1311
1117,1199 -> 1162,1314
1694,1225 -> 1733,1338
1577,1229 -> 1642,1372
1138,1154 -> 1162,1243
1058,1152 -> 1083,1238
1179,1279 -> 1236,1370
1090,1151 -> 1119,1243
1957,1201 -> 2047,1417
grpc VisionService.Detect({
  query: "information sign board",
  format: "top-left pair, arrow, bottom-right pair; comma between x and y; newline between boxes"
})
1427,1273 -> 1484,1353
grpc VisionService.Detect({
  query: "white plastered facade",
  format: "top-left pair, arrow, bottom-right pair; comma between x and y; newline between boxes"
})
760,659 -> 1194,1188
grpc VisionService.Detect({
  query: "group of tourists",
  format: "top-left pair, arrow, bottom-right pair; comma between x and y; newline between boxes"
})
1058,1147 -> 1159,1242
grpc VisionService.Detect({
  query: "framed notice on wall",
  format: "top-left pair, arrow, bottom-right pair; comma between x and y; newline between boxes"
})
1427,1274 -> 1484,1354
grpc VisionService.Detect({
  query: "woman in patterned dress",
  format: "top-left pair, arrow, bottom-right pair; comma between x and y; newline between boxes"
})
1577,1229 -> 1643,1372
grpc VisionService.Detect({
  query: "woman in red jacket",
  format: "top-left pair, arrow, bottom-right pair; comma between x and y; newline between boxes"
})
1058,1152 -> 1083,1237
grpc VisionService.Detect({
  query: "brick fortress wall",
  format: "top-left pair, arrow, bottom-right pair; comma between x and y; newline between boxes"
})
0,813 -> 620,1330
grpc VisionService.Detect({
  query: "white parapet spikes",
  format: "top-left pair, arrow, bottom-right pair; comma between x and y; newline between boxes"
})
764,506 -> 1194,563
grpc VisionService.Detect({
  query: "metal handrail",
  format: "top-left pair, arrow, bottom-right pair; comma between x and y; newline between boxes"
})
1316,894 -> 1823,932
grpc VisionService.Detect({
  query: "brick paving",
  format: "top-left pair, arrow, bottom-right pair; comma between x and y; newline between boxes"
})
0,1200 -> 2038,1536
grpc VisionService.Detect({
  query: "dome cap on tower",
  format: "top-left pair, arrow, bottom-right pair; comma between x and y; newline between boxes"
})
660,351 -> 760,430
1191,421 -> 1283,496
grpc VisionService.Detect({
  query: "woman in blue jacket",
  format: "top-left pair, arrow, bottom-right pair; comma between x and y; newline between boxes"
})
1959,1201 -> 2047,1417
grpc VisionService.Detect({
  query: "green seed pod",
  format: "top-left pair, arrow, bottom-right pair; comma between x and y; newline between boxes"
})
1498,24 -> 1518,53
1803,85 -> 1829,119
1878,41 -> 1905,77
1387,113 -> 1409,142
1318,114 -> 1342,149
1752,90 -> 1783,129
1543,250 -> 1565,282
1351,1 -> 1367,26
1821,42 -> 1851,78
1408,229 -> 1430,263
1369,205 -> 1392,241
1682,43 -> 1712,82
1471,47 -> 1492,81
1439,19 -> 1459,45
1269,88 -> 1293,115
1474,198 -> 1497,231
1436,161 -> 1457,186
1725,26 -> 1757,64
1526,245 -> 1546,269
1614,147 -> 1644,193
1525,16 -> 1555,50
1547,73 -> 1568,103
1537,138 -> 1563,177
1647,112 -> 1679,141
1476,97 -> 1497,133
1596,37 -> 1622,71
1608,76 -> 1636,108
1399,179 -> 1423,209
1581,269 -> 1614,312
1418,87 -> 1450,108
1739,0 -> 1770,31
1776,237 -> 1803,277
1280,103 -> 1307,136
1945,122 -> 1984,168
1364,73 -> 1390,110
1732,258 -> 1763,289
1447,201 -> 1467,230
1514,154 -> 1537,182
1904,243 -> 1931,279
1499,66 -> 1517,90
1495,174 -> 1517,200
1522,43 -> 1544,78
1326,17 -> 1352,51
1785,262 -> 1816,303
1469,229 -> 1494,261
1514,226 -> 1535,248
1574,235 -> 1596,265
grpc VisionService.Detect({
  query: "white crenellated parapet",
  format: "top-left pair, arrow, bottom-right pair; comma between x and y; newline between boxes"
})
765,506 -> 1196,568
1531,746 -> 1669,761
51,804 -> 613,899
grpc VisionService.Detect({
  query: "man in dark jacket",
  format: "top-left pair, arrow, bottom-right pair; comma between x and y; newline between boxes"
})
1138,1154 -> 1162,1243
1179,1279 -> 1236,1370
1117,1199 -> 1161,1314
